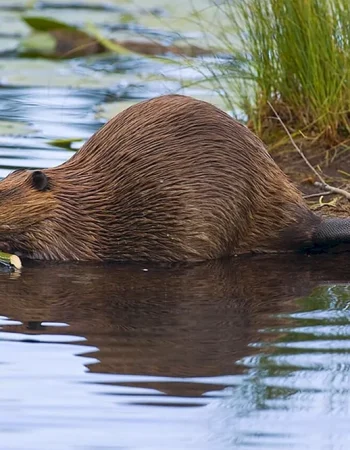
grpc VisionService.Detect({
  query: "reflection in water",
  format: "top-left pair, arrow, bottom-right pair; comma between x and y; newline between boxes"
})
0,256 -> 321,386
1,254 -> 350,448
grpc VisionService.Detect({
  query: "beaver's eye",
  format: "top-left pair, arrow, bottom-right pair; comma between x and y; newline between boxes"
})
31,170 -> 49,192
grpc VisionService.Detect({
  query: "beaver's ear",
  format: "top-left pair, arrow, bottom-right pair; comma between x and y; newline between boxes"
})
31,170 -> 49,192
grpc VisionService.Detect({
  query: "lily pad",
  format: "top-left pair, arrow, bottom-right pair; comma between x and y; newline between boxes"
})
95,90 -> 229,122
0,58 -> 142,88
23,8 -> 124,29
20,15 -> 143,58
95,100 -> 139,120
20,4 -> 220,59
47,137 -> 85,149
132,0 -> 231,49
22,15 -> 77,32
0,120 -> 36,136
18,31 -> 56,57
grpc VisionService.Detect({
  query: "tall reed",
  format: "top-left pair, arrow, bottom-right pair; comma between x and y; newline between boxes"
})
210,0 -> 350,142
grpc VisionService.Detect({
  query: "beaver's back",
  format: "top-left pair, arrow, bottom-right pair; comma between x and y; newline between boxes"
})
50,95 -> 314,262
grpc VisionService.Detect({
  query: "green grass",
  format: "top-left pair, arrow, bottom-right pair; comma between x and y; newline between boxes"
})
204,0 -> 350,144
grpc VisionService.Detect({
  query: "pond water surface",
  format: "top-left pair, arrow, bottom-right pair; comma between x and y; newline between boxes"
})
1,2 -> 350,450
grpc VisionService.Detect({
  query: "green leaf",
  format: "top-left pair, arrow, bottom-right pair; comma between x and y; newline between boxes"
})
0,120 -> 35,136
47,137 -> 84,150
120,13 -> 137,24
18,31 -> 56,57
22,15 -> 77,32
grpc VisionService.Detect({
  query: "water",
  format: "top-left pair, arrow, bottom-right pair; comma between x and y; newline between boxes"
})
1,257 -> 350,449
1,1 -> 350,449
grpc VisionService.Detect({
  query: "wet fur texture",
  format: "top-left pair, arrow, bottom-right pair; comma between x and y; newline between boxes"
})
0,94 -> 343,262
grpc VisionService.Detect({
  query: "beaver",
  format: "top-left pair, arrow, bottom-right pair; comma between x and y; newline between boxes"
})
0,94 -> 349,262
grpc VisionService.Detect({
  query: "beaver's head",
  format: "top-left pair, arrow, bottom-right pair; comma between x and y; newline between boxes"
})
0,169 -> 58,257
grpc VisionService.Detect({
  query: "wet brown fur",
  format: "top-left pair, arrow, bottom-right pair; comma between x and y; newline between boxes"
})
0,94 -> 330,262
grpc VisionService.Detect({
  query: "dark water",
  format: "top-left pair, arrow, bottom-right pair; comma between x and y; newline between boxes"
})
1,2 -> 350,449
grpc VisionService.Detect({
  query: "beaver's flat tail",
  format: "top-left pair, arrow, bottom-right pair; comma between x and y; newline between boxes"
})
312,217 -> 350,249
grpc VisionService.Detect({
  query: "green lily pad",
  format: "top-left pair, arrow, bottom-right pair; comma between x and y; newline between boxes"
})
0,58 -> 142,88
95,100 -> 140,120
95,91 -> 228,122
22,15 -> 77,32
47,137 -> 85,149
20,15 -> 142,58
23,8 -> 124,29
18,31 -> 56,56
0,120 -> 36,136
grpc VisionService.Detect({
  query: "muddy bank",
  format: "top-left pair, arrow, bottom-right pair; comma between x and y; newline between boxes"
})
272,142 -> 350,216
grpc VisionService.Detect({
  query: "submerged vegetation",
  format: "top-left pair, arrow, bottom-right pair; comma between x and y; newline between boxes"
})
205,0 -> 350,145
